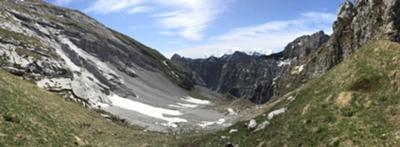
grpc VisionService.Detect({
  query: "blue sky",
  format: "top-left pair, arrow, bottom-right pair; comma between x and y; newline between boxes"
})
46,0 -> 344,58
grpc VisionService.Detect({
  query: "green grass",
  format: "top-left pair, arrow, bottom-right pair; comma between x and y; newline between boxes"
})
176,40 -> 400,146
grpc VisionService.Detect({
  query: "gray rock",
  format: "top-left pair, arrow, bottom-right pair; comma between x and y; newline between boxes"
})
229,129 -> 238,134
254,120 -> 270,132
247,119 -> 257,130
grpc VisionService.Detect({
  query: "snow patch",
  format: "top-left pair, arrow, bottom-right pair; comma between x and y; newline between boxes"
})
182,96 -> 211,105
168,104 -> 185,109
108,94 -> 187,126
176,103 -> 198,108
198,118 -> 226,128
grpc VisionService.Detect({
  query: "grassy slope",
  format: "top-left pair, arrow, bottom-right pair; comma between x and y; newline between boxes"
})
178,40 -> 400,146
0,69 -> 174,146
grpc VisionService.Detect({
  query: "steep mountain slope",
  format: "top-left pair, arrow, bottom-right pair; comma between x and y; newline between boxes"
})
0,0 -> 231,132
0,68 -> 172,146
172,31 -> 329,103
180,40 -> 400,146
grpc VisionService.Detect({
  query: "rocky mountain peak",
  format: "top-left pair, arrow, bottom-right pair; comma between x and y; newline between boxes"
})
282,31 -> 329,59
337,0 -> 355,20
171,54 -> 183,61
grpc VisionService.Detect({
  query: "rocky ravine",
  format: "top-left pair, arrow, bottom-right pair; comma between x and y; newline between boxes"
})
0,0 -> 235,132
172,31 -> 329,103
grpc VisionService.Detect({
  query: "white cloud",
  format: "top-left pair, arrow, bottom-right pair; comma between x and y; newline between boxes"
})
152,0 -> 222,41
127,6 -> 153,14
85,0 -> 145,14
84,0 -> 224,41
168,12 -> 336,58
301,11 -> 336,21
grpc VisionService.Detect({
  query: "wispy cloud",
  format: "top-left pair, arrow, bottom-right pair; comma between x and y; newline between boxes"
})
85,0 -> 145,14
84,0 -> 224,41
127,6 -> 153,14
169,12 -> 336,58
152,0 -> 222,41
53,0 -> 74,5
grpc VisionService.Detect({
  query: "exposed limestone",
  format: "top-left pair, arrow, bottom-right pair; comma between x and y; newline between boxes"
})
247,119 -> 257,130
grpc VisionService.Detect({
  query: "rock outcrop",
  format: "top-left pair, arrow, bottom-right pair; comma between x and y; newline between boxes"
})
282,31 -> 330,59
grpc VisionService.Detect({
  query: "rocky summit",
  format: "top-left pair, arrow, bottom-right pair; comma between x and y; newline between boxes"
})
172,31 -> 329,103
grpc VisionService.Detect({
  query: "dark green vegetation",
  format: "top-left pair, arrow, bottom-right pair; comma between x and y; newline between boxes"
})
180,40 -> 400,146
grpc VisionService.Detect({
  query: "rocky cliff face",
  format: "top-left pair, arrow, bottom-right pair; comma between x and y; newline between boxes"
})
0,0 -> 230,132
172,31 -> 329,103
275,0 -> 400,96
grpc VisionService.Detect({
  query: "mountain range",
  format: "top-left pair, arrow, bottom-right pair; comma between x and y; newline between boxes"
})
172,31 -> 329,103
0,0 -> 399,146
